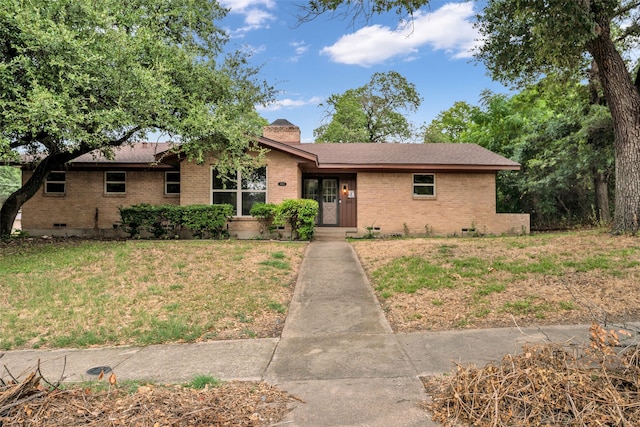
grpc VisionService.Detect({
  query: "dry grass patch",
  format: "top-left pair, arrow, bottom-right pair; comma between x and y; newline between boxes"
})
0,239 -> 306,350
351,230 -> 640,331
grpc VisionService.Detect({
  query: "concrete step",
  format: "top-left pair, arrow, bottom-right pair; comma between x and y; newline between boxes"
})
312,227 -> 357,241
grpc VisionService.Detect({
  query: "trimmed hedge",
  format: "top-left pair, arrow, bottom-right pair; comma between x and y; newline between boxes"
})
119,204 -> 233,239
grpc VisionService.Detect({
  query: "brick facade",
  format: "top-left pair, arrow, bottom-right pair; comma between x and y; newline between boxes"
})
21,169 -> 178,237
356,171 -> 529,236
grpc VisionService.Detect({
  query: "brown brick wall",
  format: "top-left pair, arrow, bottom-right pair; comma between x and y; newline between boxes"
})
263,126 -> 300,144
21,169 -> 178,236
265,150 -> 302,202
356,171 -> 529,236
179,159 -> 212,205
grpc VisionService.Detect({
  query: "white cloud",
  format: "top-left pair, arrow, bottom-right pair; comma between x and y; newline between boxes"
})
320,2 -> 479,66
288,41 -> 310,62
220,0 -> 276,34
258,96 -> 324,112
220,0 -> 275,13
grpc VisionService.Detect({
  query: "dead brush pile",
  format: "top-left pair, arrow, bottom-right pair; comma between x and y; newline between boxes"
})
0,363 -> 297,426
423,324 -> 640,426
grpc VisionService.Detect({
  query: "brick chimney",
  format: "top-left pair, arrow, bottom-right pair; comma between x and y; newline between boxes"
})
263,119 -> 301,144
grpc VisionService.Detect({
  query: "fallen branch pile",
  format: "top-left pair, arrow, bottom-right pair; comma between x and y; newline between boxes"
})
423,324 -> 640,426
1,366 -> 298,426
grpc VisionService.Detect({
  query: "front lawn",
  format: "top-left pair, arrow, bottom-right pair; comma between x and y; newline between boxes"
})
0,239 -> 306,350
352,230 -> 640,331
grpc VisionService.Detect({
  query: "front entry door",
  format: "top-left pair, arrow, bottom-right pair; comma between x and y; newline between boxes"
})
303,176 -> 356,227
321,179 -> 338,225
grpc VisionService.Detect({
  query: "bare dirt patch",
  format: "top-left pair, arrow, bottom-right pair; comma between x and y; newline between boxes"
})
351,231 -> 640,332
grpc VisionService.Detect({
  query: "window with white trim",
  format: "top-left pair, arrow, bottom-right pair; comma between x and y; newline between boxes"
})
165,171 -> 180,194
212,167 -> 266,216
45,171 -> 66,194
105,171 -> 126,194
413,174 -> 435,197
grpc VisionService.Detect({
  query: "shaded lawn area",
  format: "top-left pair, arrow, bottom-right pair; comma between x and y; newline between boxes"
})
352,230 -> 640,332
0,239 -> 306,350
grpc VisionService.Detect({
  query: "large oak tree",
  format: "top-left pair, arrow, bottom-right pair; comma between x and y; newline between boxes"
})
0,0 -> 274,237
302,0 -> 640,233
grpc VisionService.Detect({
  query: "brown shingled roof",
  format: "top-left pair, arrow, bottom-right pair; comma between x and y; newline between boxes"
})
260,141 -> 520,171
72,142 -> 174,164
54,140 -> 518,172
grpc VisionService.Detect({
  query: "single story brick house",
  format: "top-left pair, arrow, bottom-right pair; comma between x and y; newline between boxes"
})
19,119 -> 529,238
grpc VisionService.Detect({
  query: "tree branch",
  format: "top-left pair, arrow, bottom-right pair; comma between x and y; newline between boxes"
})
615,0 -> 640,17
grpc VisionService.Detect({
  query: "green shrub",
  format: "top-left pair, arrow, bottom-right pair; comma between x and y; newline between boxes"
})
180,204 -> 233,239
119,204 -> 232,239
249,202 -> 278,237
273,199 -> 318,240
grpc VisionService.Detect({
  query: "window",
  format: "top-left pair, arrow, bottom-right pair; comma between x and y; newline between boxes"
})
413,174 -> 435,197
105,171 -> 126,194
212,167 -> 266,216
165,171 -> 180,194
45,171 -> 66,194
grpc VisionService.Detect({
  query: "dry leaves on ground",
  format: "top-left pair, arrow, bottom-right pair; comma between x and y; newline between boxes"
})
422,324 -> 640,426
0,369 -> 299,426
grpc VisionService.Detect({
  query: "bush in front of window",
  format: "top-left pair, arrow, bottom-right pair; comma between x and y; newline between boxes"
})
273,199 -> 319,241
249,202 -> 277,237
180,204 -> 233,239
119,204 -> 233,239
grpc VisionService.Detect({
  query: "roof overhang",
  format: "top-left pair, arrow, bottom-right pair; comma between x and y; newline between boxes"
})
300,163 -> 520,173
258,137 -> 318,165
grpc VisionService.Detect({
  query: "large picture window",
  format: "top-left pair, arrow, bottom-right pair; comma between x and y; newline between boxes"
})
105,171 -> 126,194
45,171 -> 66,194
212,167 -> 266,216
413,174 -> 435,197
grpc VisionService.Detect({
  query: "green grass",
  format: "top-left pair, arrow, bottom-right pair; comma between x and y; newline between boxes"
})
358,231 -> 640,328
372,256 -> 454,295
0,239 -> 305,350
501,297 -> 553,318
473,283 -> 506,297
371,238 -> 640,299
186,374 -> 222,389
259,251 -> 291,270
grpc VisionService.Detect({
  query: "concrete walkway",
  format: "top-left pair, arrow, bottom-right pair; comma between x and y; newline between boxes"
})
1,241 -> 633,426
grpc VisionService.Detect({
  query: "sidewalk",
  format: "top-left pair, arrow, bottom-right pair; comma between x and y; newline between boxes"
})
1,241 -> 631,426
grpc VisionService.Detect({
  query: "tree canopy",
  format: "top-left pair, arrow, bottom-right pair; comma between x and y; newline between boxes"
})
425,81 -> 614,230
476,0 -> 640,233
0,0 -> 275,236
314,71 -> 422,142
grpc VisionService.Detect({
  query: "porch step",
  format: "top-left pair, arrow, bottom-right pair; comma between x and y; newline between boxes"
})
312,227 -> 358,241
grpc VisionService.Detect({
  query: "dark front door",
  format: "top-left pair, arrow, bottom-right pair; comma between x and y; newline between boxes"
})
303,176 -> 356,227
339,176 -> 357,227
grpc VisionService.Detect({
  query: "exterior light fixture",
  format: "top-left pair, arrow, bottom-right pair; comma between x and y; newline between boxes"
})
342,184 -> 348,195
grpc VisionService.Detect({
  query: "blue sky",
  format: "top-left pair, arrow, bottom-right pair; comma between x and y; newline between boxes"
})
218,0 -> 510,142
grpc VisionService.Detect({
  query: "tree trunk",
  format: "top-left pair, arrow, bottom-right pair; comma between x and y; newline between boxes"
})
0,151 -> 83,238
0,170 -> 47,237
593,169 -> 611,223
589,22 -> 640,233
587,60 -> 611,225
